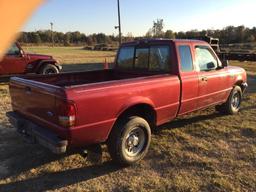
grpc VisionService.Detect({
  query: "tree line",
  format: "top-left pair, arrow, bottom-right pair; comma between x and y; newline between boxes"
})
18,31 -> 120,46
145,19 -> 256,44
18,21 -> 256,46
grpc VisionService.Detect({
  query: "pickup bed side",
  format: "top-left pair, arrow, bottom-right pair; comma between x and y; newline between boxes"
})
10,73 -> 181,146
67,74 -> 180,146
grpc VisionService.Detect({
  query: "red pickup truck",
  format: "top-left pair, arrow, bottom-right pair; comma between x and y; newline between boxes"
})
7,39 -> 247,165
0,42 -> 61,75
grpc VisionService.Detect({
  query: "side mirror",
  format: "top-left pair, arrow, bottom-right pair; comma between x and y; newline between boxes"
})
222,60 -> 229,67
20,49 -> 25,57
207,62 -> 216,70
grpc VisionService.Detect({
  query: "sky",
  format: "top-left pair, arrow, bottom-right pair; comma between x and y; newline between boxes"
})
24,0 -> 256,36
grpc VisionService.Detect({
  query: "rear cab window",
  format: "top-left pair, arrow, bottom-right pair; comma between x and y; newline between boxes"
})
117,46 -> 135,69
117,44 -> 171,73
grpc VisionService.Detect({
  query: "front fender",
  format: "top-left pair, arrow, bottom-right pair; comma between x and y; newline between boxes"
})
33,59 -> 59,73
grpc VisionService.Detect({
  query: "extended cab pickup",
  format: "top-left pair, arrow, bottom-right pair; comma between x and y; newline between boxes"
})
0,42 -> 61,75
7,39 -> 247,165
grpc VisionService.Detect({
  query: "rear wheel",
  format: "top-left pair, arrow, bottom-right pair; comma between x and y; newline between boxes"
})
107,116 -> 151,165
40,64 -> 59,75
216,86 -> 242,115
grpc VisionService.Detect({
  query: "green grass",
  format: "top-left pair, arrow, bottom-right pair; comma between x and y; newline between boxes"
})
0,61 -> 255,191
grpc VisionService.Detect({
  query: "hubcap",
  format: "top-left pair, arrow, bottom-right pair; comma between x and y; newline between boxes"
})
232,92 -> 241,109
45,69 -> 55,74
124,127 -> 146,157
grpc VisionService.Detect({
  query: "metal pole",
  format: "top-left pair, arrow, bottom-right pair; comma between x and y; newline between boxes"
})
50,22 -> 54,47
117,0 -> 122,45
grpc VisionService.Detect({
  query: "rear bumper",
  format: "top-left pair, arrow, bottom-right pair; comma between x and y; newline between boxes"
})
6,112 -> 68,154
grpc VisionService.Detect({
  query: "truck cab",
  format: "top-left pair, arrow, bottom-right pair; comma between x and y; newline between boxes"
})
117,39 -> 246,114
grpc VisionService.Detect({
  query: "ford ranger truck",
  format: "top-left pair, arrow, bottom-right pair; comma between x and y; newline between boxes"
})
0,42 -> 61,75
6,39 -> 248,165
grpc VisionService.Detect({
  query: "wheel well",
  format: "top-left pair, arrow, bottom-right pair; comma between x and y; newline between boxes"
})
115,104 -> 157,130
234,80 -> 245,92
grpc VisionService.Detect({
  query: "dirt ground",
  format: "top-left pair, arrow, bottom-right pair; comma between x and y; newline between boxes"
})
0,61 -> 255,192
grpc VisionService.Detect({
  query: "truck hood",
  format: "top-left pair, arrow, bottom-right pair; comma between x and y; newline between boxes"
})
228,65 -> 247,82
27,53 -> 53,60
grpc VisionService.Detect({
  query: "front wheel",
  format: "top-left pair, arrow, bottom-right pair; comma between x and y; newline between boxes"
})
107,116 -> 151,165
40,64 -> 59,75
216,86 -> 242,115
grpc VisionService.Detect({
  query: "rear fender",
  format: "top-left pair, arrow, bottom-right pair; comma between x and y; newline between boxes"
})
116,96 -> 155,119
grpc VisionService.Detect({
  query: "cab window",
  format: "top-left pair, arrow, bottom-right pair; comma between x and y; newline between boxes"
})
7,44 -> 20,55
135,48 -> 149,69
179,45 -> 193,72
117,46 -> 134,69
195,46 -> 218,71
149,46 -> 171,71
117,45 -> 171,72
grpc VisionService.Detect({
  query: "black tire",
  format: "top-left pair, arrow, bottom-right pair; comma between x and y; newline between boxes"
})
216,86 -> 242,115
40,64 -> 59,75
107,116 -> 151,165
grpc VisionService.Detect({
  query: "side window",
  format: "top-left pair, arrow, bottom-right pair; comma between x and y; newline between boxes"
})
117,46 -> 135,69
179,45 -> 193,72
135,48 -> 149,69
7,44 -> 20,55
195,47 -> 218,71
150,46 -> 170,71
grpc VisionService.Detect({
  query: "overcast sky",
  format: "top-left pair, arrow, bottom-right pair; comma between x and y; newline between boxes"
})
24,0 -> 256,36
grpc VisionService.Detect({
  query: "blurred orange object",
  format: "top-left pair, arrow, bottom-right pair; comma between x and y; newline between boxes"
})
0,0 -> 43,60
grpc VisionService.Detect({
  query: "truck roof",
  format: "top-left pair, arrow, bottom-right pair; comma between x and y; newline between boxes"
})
121,38 -> 207,46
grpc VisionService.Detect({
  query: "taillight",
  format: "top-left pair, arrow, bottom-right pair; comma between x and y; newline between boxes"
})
58,101 -> 76,128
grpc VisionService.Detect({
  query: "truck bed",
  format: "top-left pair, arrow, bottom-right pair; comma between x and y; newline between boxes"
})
20,69 -> 156,88
9,69 -> 180,144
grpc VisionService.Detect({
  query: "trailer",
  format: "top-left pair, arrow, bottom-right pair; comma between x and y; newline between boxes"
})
201,36 -> 256,62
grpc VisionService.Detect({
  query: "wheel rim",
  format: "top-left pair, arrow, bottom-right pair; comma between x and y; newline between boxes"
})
45,69 -> 55,74
232,92 -> 241,109
124,127 -> 146,157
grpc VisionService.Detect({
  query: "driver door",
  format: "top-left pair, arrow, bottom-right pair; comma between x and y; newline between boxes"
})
195,46 -> 228,109
0,43 -> 27,75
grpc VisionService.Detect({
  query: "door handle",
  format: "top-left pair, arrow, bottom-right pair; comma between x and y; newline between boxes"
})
201,76 -> 208,82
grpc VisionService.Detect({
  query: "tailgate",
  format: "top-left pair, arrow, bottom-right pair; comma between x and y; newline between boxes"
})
9,77 -> 66,134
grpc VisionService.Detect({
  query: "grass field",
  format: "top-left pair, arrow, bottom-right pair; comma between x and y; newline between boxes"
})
23,46 -> 116,72
0,53 -> 255,191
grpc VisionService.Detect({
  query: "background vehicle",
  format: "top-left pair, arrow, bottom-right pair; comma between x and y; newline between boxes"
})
0,42 -> 61,75
7,39 -> 247,165
201,36 -> 256,62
